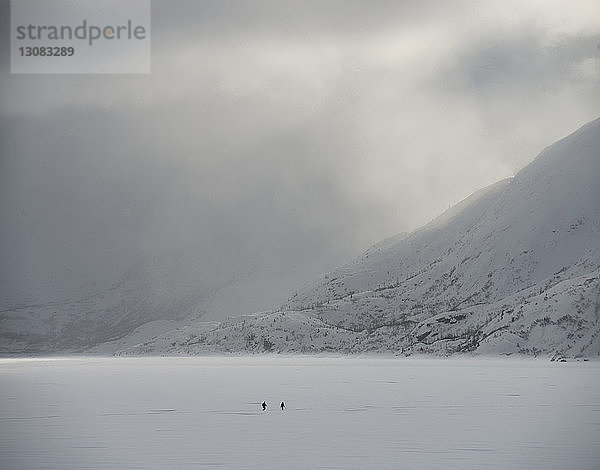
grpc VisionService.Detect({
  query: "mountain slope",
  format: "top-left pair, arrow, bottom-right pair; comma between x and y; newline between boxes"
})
119,118 -> 600,358
0,253 -> 210,354
0,243 -> 325,354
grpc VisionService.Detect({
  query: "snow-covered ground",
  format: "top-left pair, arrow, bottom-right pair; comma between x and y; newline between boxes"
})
1,357 -> 598,470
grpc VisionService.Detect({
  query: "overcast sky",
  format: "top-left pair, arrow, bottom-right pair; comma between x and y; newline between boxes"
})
1,0 -> 599,315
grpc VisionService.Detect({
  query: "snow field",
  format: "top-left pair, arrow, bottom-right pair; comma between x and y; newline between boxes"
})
0,356 -> 599,469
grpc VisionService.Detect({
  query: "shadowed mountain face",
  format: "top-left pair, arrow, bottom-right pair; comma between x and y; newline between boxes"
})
122,118 -> 600,358
0,251 -> 211,354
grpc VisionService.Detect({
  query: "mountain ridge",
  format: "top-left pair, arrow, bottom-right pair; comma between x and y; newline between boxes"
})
117,117 -> 600,358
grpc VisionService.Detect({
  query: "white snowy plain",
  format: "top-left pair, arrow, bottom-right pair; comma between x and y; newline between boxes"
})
1,357 -> 599,470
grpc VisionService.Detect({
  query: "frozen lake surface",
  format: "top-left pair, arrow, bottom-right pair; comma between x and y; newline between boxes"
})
1,356 -> 599,470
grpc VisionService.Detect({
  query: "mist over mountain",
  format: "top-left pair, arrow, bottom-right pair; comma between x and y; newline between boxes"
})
0,240 -> 331,354
122,118 -> 600,358
2,1 -> 600,357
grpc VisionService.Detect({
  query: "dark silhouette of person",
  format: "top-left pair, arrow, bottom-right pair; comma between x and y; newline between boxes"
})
262,401 -> 267,411
280,401 -> 285,410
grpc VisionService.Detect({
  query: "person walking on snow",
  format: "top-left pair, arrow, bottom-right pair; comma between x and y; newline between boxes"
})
280,401 -> 285,410
262,401 -> 267,411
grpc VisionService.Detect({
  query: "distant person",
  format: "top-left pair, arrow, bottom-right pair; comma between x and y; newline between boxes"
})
262,401 -> 267,411
280,401 -> 285,410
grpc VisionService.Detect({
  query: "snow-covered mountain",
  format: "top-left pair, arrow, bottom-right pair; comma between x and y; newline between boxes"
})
0,243 -> 330,355
119,118 -> 600,358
